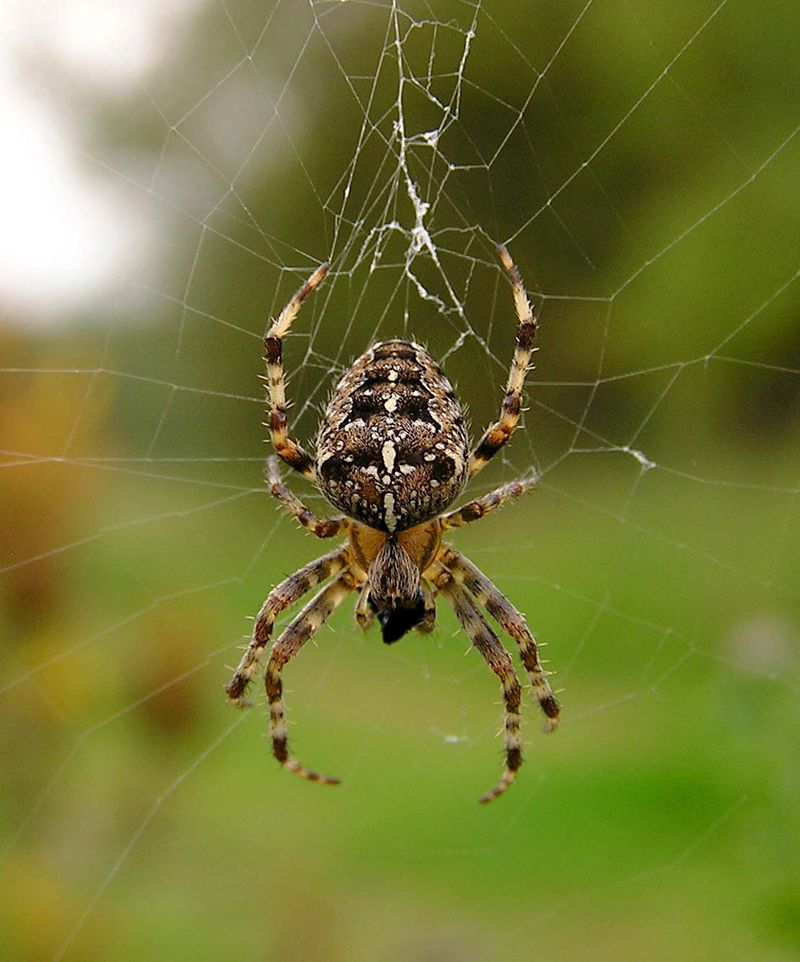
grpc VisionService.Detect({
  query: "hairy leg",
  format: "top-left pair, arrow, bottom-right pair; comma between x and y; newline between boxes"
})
265,571 -> 357,784
470,246 -> 538,478
440,476 -> 536,531
431,563 -> 523,803
267,455 -> 347,538
439,546 -> 559,731
417,580 -> 437,633
264,263 -> 328,480
226,546 -> 348,704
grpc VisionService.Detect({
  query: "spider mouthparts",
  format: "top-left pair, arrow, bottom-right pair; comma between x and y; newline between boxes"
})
376,594 -> 427,645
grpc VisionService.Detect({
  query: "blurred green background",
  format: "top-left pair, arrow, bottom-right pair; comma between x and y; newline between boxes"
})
2,1 -> 799,960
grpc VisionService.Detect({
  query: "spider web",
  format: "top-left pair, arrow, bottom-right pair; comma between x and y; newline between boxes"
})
2,2 -> 799,960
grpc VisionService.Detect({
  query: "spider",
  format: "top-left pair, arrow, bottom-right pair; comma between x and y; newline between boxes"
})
226,246 -> 560,803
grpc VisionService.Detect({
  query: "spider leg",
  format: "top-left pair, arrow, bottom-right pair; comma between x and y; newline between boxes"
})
430,563 -> 523,804
439,546 -> 559,731
266,570 -> 358,785
440,476 -> 536,531
267,455 -> 347,538
470,246 -> 538,478
226,546 -> 348,705
264,263 -> 328,481
355,582 -> 373,631
417,580 -> 436,633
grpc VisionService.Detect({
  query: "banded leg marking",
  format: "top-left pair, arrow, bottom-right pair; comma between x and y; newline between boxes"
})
267,455 -> 347,538
225,546 -> 348,705
470,246 -> 538,478
266,571 -> 357,785
440,546 -> 559,730
441,477 -> 536,531
264,263 -> 328,480
431,565 -> 523,804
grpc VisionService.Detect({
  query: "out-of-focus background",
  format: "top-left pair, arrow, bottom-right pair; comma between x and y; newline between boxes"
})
2,2 -> 799,960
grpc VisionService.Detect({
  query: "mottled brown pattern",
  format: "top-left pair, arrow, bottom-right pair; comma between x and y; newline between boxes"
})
226,246 -> 561,802
316,339 -> 469,533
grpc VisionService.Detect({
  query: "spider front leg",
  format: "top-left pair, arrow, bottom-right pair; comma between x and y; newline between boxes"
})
226,546 -> 348,705
267,456 -> 347,538
470,246 -> 538,478
417,580 -> 437,633
431,564 -> 523,804
355,582 -> 373,631
266,571 -> 357,785
264,262 -> 328,481
440,546 -> 560,731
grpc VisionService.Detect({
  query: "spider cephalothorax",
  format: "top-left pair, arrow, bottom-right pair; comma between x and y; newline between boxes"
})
226,247 -> 560,803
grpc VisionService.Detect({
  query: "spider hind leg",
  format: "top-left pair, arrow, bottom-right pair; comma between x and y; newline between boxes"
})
431,564 -> 523,803
265,570 -> 357,786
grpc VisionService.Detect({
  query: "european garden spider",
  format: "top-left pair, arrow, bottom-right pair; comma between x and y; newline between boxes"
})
226,247 -> 560,803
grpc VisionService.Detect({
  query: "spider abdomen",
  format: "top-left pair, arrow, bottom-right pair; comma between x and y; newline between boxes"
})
316,339 -> 469,532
